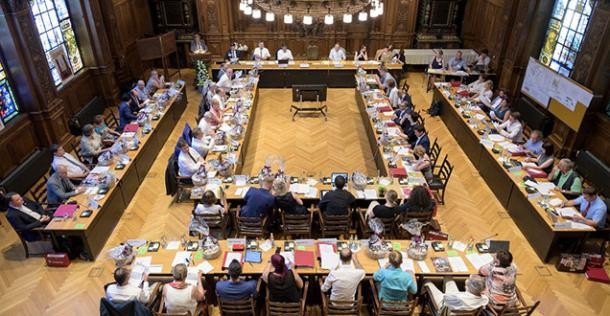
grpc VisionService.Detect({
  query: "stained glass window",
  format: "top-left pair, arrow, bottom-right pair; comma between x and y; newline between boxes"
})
539,0 -> 593,76
0,61 -> 20,126
30,0 -> 83,86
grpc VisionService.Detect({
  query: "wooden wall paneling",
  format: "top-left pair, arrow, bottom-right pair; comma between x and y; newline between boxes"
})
0,116 -> 38,178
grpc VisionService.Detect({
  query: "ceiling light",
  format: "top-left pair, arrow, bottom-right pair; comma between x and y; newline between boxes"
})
324,8 -> 333,24
303,15 -> 313,25
358,11 -> 367,21
252,8 -> 261,19
370,7 -> 379,18
244,5 -> 252,15
247,0 -> 253,4
265,12 -> 275,21
343,13 -> 352,23
239,2 -> 246,11
284,14 -> 293,24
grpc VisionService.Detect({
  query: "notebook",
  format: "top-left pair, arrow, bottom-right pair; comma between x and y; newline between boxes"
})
222,252 -> 243,269
294,250 -> 315,268
390,168 -> 407,177
585,267 -> 610,283
123,123 -> 139,133
53,204 -> 78,218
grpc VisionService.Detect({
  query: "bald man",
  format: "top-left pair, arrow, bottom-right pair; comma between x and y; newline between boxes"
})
47,165 -> 85,205
320,248 -> 365,301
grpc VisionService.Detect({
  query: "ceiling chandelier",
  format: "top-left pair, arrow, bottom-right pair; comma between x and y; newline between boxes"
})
238,0 -> 384,24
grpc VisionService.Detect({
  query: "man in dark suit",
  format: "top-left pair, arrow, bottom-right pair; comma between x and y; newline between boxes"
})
5,192 -> 52,242
225,43 -> 239,63
410,125 -> 430,153
319,176 -> 356,215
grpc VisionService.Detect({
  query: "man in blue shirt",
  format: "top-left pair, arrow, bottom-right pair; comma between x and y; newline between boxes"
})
448,50 -> 467,72
118,93 -> 138,130
373,250 -> 417,302
216,260 -> 257,301
521,130 -> 544,156
562,186 -> 607,229
240,176 -> 275,218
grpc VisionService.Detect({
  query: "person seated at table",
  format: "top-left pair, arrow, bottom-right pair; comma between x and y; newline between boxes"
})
118,93 -> 138,131
204,81 -> 217,108
145,69 -> 165,94
378,66 -> 396,92
209,98 -> 224,128
467,75 -> 486,94
547,158 -> 583,198
240,175 -> 275,218
191,127 -> 215,157
479,250 -> 517,310
409,125 -> 430,153
329,43 -> 346,62
93,115 -> 120,145
398,185 -> 435,214
225,43 -> 239,63
387,79 -> 400,108
47,165 -> 85,205
520,130 -> 544,156
321,248 -> 365,301
413,145 -> 433,181
198,112 -> 217,136
131,80 -> 149,105
524,141 -> 555,175
319,175 -> 356,216
252,41 -> 271,61
190,33 -> 208,53
5,192 -> 52,242
80,124 -> 110,165
470,80 -> 493,105
376,44 -> 395,64
423,275 -> 489,313
472,48 -> 491,70
448,50 -> 468,72
105,267 -> 151,303
373,250 -> 417,302
276,44 -> 294,61
51,144 -> 90,180
177,139 -> 205,178
262,253 -> 304,303
163,263 -> 205,315
393,102 -> 416,141
427,49 -> 444,92
561,187 -> 607,229
489,97 -> 511,123
354,45 -> 368,61
496,112 -> 523,143
194,190 -> 228,217
216,259 -> 258,301
217,67 -> 234,91
366,189 -> 399,220
273,177 -> 307,215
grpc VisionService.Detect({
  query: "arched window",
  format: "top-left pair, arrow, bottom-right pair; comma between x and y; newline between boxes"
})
538,0 -> 593,76
0,60 -> 20,128
30,0 -> 84,86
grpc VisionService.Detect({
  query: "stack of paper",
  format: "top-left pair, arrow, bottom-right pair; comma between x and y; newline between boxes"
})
400,252 -> 415,271
171,251 -> 192,267
448,256 -> 469,272
235,187 -> 250,197
364,189 -> 378,200
129,264 -> 146,286
465,253 -> 494,270
557,207 -> 580,217
319,244 -> 339,270
290,183 -> 311,195
223,252 -> 243,268
417,260 -> 431,273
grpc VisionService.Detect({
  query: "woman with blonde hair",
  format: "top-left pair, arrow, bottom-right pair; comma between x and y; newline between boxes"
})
162,263 -> 205,315
413,145 -> 433,181
273,177 -> 307,214
366,189 -> 399,220
373,250 -> 417,301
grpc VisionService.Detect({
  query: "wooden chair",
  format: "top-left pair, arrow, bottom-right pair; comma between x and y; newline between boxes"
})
69,138 -> 87,165
172,157 -> 193,203
428,155 -> 453,205
396,211 -> 435,239
318,210 -> 351,238
416,110 -> 426,127
429,138 -> 442,168
487,288 -> 540,316
266,280 -> 309,316
104,281 -> 163,310
280,207 -> 313,239
357,208 -> 398,238
217,279 -> 261,315
16,227 -> 47,258
235,214 -> 268,238
193,213 -> 229,239
306,45 -> 319,60
27,173 -> 50,204
420,285 -> 483,316
104,111 -> 120,130
319,278 -> 362,316
369,279 -> 417,316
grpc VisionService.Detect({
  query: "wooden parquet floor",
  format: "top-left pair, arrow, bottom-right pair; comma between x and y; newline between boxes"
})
0,70 -> 608,316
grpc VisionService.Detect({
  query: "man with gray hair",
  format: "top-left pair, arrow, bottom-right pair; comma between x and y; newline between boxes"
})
47,165 -> 85,205
424,275 -> 489,312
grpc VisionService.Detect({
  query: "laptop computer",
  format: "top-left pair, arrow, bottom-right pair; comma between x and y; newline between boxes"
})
278,59 -> 289,65
331,172 -> 349,184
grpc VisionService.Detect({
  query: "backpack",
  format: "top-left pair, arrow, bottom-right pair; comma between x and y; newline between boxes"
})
427,100 -> 442,117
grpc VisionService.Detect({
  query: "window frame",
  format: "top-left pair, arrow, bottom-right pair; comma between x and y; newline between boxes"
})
0,57 -> 21,126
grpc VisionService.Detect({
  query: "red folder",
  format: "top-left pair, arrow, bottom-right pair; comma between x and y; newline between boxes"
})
377,106 -> 393,113
390,168 -> 407,177
585,267 -> 610,283
123,123 -> 139,133
53,204 -> 78,217
294,250 -> 315,268
510,151 -> 527,157
525,168 -> 548,179
386,121 -> 397,127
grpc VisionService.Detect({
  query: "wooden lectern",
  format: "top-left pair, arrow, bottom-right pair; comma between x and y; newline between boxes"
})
136,31 -> 181,79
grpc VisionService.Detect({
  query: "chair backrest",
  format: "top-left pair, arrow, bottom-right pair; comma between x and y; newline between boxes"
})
267,301 -> 301,316
416,110 -> 425,127
104,111 -> 120,130
429,138 -> 441,165
182,123 -> 192,146
281,212 -> 312,233
321,212 -> 350,237
28,174 -> 49,204
498,301 -> 540,316
378,299 -> 417,315
195,213 -> 224,228
434,155 -> 453,181
439,305 -> 483,316
217,294 -> 256,315
237,216 -> 266,237
306,45 -> 319,60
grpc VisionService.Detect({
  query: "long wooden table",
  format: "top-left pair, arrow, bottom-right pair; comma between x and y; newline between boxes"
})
433,83 -> 594,262
211,60 -> 403,88
44,86 -> 187,260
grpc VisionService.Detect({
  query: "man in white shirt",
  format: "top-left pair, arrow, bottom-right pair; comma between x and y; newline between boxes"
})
50,144 -> 89,180
480,89 -> 506,111
252,42 -> 271,61
277,44 -> 294,61
320,248 -> 365,301
496,112 -> 523,143
198,112 -> 217,136
424,275 -> 489,313
328,43 -> 346,62
217,68 -> 234,90
177,139 -> 205,177
105,267 -> 151,303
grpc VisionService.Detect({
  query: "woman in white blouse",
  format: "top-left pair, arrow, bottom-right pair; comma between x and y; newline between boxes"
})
387,79 -> 400,108
191,127 -> 215,158
162,264 -> 205,315
471,80 -> 493,104
467,75 -> 486,94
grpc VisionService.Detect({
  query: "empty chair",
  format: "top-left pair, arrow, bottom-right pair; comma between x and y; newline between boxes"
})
235,213 -> 267,238
306,44 -> 319,60
428,155 -> 453,205
280,208 -> 313,238
429,138 -> 442,169
318,211 -> 351,238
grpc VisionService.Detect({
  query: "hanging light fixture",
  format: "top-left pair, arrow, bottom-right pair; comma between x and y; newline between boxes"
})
284,13 -> 293,24
370,7 -> 379,18
378,2 -> 384,15
265,11 -> 275,21
244,5 -> 252,15
303,6 -> 312,25
252,8 -> 262,19
247,0 -> 253,4
324,8 -> 333,25
358,11 -> 368,21
239,1 -> 246,11
343,13 -> 352,23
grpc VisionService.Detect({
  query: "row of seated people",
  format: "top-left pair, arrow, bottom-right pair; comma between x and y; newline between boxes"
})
103,248 -> 520,315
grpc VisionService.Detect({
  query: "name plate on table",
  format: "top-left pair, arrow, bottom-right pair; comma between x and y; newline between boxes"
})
299,63 -> 310,68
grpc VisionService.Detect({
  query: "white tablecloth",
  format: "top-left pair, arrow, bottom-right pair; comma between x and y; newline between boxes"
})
403,49 -> 478,65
